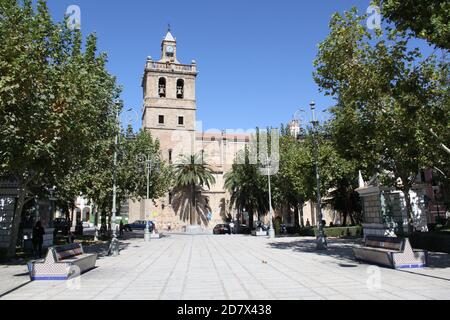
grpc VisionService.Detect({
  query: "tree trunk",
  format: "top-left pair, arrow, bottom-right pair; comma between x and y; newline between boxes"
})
248,210 -> 254,230
299,202 -> 305,228
70,203 -> 75,228
343,211 -> 348,226
402,186 -> 414,234
429,129 -> 450,155
94,204 -> 99,241
293,204 -> 300,232
7,182 -> 26,258
190,183 -> 195,225
349,212 -> 355,226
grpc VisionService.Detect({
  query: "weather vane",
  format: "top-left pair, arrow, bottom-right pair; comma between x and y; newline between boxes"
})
167,23 -> 171,32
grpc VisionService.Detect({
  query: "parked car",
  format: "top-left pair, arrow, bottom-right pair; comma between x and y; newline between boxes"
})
53,218 -> 70,235
82,221 -> 92,229
236,224 -> 251,234
125,220 -> 154,232
213,224 -> 231,235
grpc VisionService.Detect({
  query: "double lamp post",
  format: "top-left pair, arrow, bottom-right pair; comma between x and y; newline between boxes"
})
295,102 -> 327,250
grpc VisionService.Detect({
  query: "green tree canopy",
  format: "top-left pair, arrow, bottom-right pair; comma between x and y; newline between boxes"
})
377,0 -> 450,50
0,0 -> 120,257
314,7 -> 449,229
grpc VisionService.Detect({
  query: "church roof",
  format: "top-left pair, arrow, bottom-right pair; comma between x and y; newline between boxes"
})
164,31 -> 175,42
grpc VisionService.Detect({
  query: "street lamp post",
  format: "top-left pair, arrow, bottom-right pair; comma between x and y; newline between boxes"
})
109,108 -> 120,256
137,154 -> 159,241
261,155 -> 275,239
267,158 -> 275,239
108,106 -> 136,255
310,101 -> 327,250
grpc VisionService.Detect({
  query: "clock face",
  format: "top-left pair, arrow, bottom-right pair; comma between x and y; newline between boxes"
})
166,45 -> 174,53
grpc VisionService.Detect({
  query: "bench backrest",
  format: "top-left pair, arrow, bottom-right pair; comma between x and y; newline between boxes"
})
365,236 -> 404,251
52,243 -> 84,261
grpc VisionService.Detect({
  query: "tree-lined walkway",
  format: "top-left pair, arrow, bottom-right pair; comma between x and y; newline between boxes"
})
1,235 -> 450,300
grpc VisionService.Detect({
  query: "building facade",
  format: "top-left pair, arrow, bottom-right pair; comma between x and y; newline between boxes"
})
128,30 -> 337,231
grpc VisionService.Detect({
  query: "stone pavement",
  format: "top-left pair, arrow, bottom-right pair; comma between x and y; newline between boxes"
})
1,234 -> 450,300
0,263 -> 31,297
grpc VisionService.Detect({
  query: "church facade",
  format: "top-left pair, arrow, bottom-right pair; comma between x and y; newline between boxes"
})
128,30 -> 336,231
128,30 -> 252,230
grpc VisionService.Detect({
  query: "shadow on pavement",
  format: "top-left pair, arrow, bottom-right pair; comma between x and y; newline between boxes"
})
267,238 -> 450,270
84,241 -> 131,258
268,238 -> 361,264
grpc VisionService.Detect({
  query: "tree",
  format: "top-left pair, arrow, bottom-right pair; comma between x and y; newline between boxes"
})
377,0 -> 450,50
0,0 -> 120,257
173,153 -> 216,226
61,126 -> 172,233
318,136 -> 363,226
272,128 -> 313,230
224,146 -> 268,230
313,7 -> 449,231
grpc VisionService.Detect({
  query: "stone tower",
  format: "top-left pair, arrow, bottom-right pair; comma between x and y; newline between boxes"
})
142,28 -> 198,162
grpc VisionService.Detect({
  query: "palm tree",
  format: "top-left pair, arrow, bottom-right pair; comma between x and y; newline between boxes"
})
224,149 -> 268,230
173,153 -> 216,225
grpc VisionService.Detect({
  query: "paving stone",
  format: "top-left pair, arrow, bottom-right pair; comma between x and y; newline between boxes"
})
1,234 -> 449,300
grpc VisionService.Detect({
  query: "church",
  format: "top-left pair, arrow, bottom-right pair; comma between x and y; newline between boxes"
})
127,29 -> 335,231
127,29 -> 251,230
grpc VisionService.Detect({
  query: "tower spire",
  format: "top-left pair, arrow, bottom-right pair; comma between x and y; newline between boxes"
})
163,25 -> 176,42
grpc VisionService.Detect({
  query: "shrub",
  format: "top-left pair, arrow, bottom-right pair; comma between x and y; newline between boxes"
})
298,227 -> 315,236
0,248 -> 7,261
274,220 -> 281,235
298,226 -> 363,238
286,226 -> 298,234
436,217 -> 448,226
317,226 -> 363,238
409,231 -> 450,254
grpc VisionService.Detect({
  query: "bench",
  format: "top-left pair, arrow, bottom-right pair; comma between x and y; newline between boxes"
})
28,243 -> 97,280
353,236 -> 428,269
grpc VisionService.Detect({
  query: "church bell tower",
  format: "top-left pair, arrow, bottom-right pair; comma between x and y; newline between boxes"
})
142,27 -> 198,162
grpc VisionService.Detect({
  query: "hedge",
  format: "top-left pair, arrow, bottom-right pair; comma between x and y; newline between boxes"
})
0,248 -> 7,261
298,226 -> 363,238
408,232 -> 450,254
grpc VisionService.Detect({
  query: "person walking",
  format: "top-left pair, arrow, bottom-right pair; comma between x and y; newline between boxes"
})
119,220 -> 124,237
32,221 -> 45,259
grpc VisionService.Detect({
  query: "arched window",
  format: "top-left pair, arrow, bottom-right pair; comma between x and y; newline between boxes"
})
159,77 -> 166,98
176,79 -> 184,99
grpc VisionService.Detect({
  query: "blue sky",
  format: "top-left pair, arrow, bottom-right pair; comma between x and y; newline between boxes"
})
43,0 -> 434,132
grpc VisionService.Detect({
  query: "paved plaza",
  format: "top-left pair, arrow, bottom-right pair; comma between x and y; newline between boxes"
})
1,234 -> 450,300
